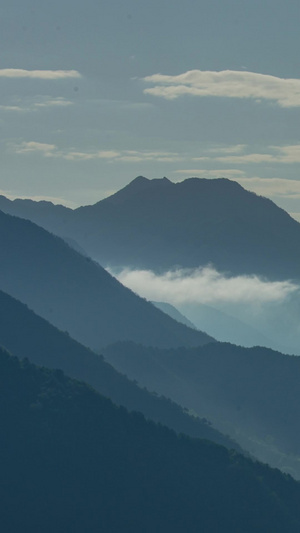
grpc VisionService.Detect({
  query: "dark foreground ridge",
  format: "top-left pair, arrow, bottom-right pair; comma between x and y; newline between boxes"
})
1,348 -> 300,533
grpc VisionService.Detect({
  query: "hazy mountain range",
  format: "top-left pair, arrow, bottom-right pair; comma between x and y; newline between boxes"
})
2,175 -> 300,530
0,209 -> 212,351
0,288 -> 237,450
3,176 -> 300,352
104,340 -> 300,479
2,176 -> 300,279
155,299 -> 277,349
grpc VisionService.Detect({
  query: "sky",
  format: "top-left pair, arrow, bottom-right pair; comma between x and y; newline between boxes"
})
1,0 -> 300,216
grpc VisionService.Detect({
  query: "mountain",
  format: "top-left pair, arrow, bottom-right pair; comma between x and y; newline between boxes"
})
104,341 -> 300,479
178,301 -> 278,349
0,289 -> 236,450
0,209 -> 213,351
152,301 -> 197,329
153,299 -> 277,349
2,176 -> 300,279
2,348 -> 300,532
72,176 -> 300,279
0,194 -> 70,232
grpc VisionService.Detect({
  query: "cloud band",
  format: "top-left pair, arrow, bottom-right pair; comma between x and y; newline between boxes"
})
0,69 -> 81,80
142,69 -> 300,107
112,267 -> 298,305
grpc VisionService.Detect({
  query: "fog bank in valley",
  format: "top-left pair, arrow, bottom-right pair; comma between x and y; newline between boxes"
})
110,266 -> 300,354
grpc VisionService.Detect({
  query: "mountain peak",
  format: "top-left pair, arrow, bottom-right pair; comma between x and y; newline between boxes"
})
177,176 -> 243,190
124,175 -> 172,191
101,176 -> 173,206
130,175 -> 149,186
122,176 -> 244,199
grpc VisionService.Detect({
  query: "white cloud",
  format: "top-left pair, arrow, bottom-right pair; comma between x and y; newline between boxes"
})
206,144 -> 247,155
142,69 -> 300,107
116,150 -> 182,163
173,169 -> 246,178
111,267 -> 298,305
0,69 -> 81,80
191,144 -> 300,165
232,177 -> 300,199
213,153 -> 276,164
273,145 -> 300,164
0,105 -> 25,112
10,142 -> 181,163
13,141 -> 57,156
33,97 -> 73,108
64,150 -> 121,161
0,96 -> 74,113
64,149 -> 181,163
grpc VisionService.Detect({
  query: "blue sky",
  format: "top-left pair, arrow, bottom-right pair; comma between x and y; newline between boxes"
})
1,0 -> 300,215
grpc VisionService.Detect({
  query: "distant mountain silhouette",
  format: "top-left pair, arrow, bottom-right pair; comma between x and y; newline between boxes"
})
0,194 -> 70,230
2,176 -> 300,279
178,301 -> 278,349
2,349 -> 300,532
0,210 -> 213,350
152,301 -> 197,329
153,299 -> 277,350
104,341 -> 300,479
0,289 -> 234,450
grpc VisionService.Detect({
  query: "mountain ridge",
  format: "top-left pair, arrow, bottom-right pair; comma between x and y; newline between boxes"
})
2,348 -> 300,532
0,288 -> 233,449
1,176 -> 300,279
104,340 -> 300,479
0,209 -> 213,350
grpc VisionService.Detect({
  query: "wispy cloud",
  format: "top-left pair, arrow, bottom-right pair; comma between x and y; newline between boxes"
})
10,142 -> 181,163
173,169 -> 245,178
232,177 -> 300,199
206,144 -> 247,155
191,144 -> 300,165
142,69 -> 300,107
0,96 -> 74,113
33,97 -> 73,108
13,141 -> 56,156
0,69 -> 81,80
112,267 -> 298,305
65,149 -> 182,163
0,105 -> 25,112
63,150 -> 121,161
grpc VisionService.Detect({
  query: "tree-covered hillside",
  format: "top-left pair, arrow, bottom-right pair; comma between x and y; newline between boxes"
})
1,349 -> 300,533
0,289 -> 235,450
104,341 -> 300,478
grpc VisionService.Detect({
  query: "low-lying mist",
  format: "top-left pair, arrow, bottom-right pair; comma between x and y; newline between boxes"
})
110,266 -> 298,305
108,266 -> 300,354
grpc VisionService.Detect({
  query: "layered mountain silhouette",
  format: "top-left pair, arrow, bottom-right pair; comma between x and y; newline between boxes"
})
2,176 -> 300,279
0,289 -> 236,450
104,341 -> 300,479
177,301 -> 279,349
4,176 -> 300,531
0,209 -> 213,350
152,301 -> 197,329
2,349 -> 300,533
153,299 -> 277,349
